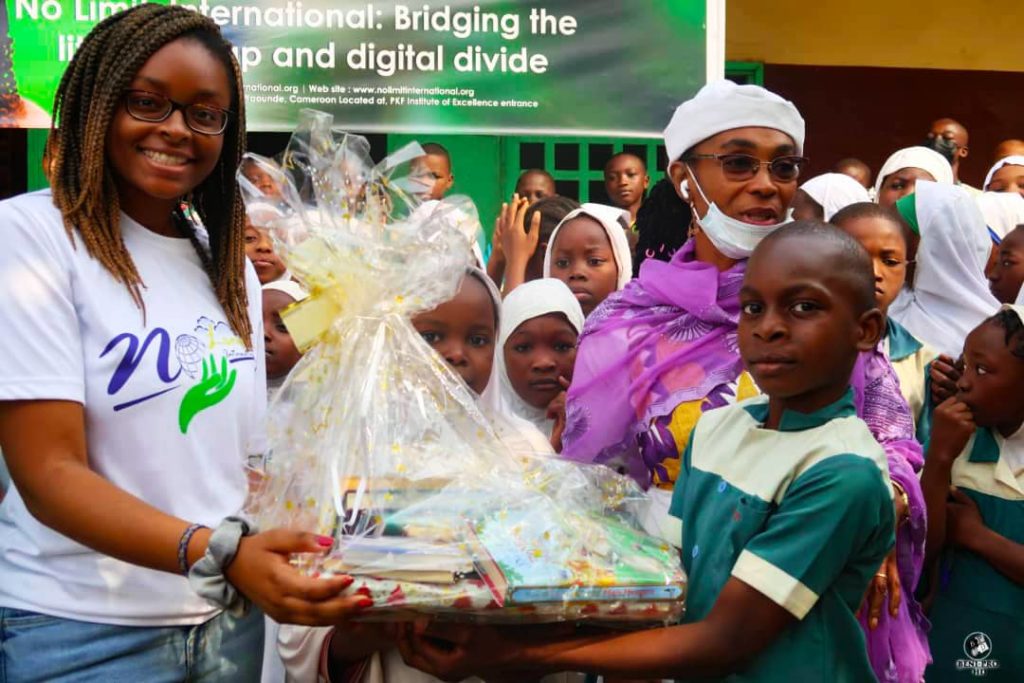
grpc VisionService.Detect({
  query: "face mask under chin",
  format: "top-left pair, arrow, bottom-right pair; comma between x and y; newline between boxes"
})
684,169 -> 792,260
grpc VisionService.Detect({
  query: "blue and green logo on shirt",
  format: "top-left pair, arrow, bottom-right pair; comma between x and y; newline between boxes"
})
101,316 -> 252,433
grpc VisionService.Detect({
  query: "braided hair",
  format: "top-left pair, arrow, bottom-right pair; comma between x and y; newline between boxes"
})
632,177 -> 691,276
48,4 -> 252,345
992,309 -> 1024,360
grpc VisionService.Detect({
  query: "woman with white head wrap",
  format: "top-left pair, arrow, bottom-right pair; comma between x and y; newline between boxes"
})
793,172 -> 871,221
875,146 -> 955,208
983,155 -> 1024,195
563,79 -> 805,486
542,202 -> 632,316
562,80 -> 805,544
561,81 -> 931,683
482,278 -> 585,455
891,181 -> 999,357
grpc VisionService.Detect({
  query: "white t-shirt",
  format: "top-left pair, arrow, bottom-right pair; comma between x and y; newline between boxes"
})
0,190 -> 266,626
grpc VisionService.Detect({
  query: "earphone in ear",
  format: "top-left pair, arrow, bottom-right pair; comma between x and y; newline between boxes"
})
679,178 -> 690,202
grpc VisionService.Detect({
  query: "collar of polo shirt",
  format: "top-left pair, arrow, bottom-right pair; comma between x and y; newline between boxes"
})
743,387 -> 856,432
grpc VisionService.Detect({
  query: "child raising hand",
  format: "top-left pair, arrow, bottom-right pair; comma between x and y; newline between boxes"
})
490,193 -> 580,295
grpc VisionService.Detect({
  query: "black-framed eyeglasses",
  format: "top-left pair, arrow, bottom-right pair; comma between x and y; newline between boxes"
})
683,153 -> 808,183
123,89 -> 233,135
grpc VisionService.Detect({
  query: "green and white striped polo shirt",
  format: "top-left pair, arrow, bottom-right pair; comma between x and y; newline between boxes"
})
927,426 -> 1024,682
669,389 -> 895,682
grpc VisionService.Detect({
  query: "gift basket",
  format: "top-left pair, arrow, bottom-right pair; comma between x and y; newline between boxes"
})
242,109 -> 685,624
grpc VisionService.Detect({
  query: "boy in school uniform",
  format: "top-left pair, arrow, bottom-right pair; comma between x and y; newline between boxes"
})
922,304 -> 1024,681
393,221 -> 896,682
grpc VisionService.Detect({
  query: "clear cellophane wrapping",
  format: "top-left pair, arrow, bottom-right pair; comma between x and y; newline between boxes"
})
242,109 -> 685,624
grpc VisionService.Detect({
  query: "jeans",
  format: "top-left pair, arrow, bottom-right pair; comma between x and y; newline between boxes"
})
0,606 -> 264,682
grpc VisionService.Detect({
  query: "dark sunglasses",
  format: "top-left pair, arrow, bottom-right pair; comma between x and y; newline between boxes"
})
683,153 -> 808,183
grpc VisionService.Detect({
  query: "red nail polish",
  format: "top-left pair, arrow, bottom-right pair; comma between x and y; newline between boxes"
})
317,535 -> 333,547
358,597 -> 374,608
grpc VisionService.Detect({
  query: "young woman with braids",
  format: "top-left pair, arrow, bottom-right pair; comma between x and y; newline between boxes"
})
0,6 -> 368,679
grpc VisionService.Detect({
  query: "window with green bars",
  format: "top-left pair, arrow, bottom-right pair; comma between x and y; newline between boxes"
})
502,137 -> 664,205
497,62 -> 764,207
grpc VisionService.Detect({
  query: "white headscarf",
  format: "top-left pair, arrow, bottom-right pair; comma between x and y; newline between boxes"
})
464,268 -> 504,401
890,181 -> 999,357
262,280 -> 309,398
262,279 -> 308,302
543,203 -> 633,292
975,192 -> 1024,240
983,155 -> 1024,191
874,147 -> 954,198
480,279 -> 585,454
800,173 -> 871,221
663,80 -> 805,161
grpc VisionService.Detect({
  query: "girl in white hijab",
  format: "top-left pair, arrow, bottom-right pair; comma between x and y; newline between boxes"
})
482,278 -> 586,455
793,172 -> 871,221
875,146 -> 955,208
543,203 -> 633,316
890,181 -> 1000,357
983,155 -> 1024,194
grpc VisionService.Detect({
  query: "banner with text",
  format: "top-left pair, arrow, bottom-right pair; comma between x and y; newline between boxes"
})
3,1 -> 707,135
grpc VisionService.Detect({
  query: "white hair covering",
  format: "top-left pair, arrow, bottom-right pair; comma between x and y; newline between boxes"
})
975,192 -> 1024,240
889,181 -> 999,356
262,279 -> 308,302
874,147 -> 954,198
983,155 -> 1024,191
464,268 -> 503,400
543,203 -> 633,292
800,173 -> 871,221
480,279 -> 585,455
663,80 -> 805,162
